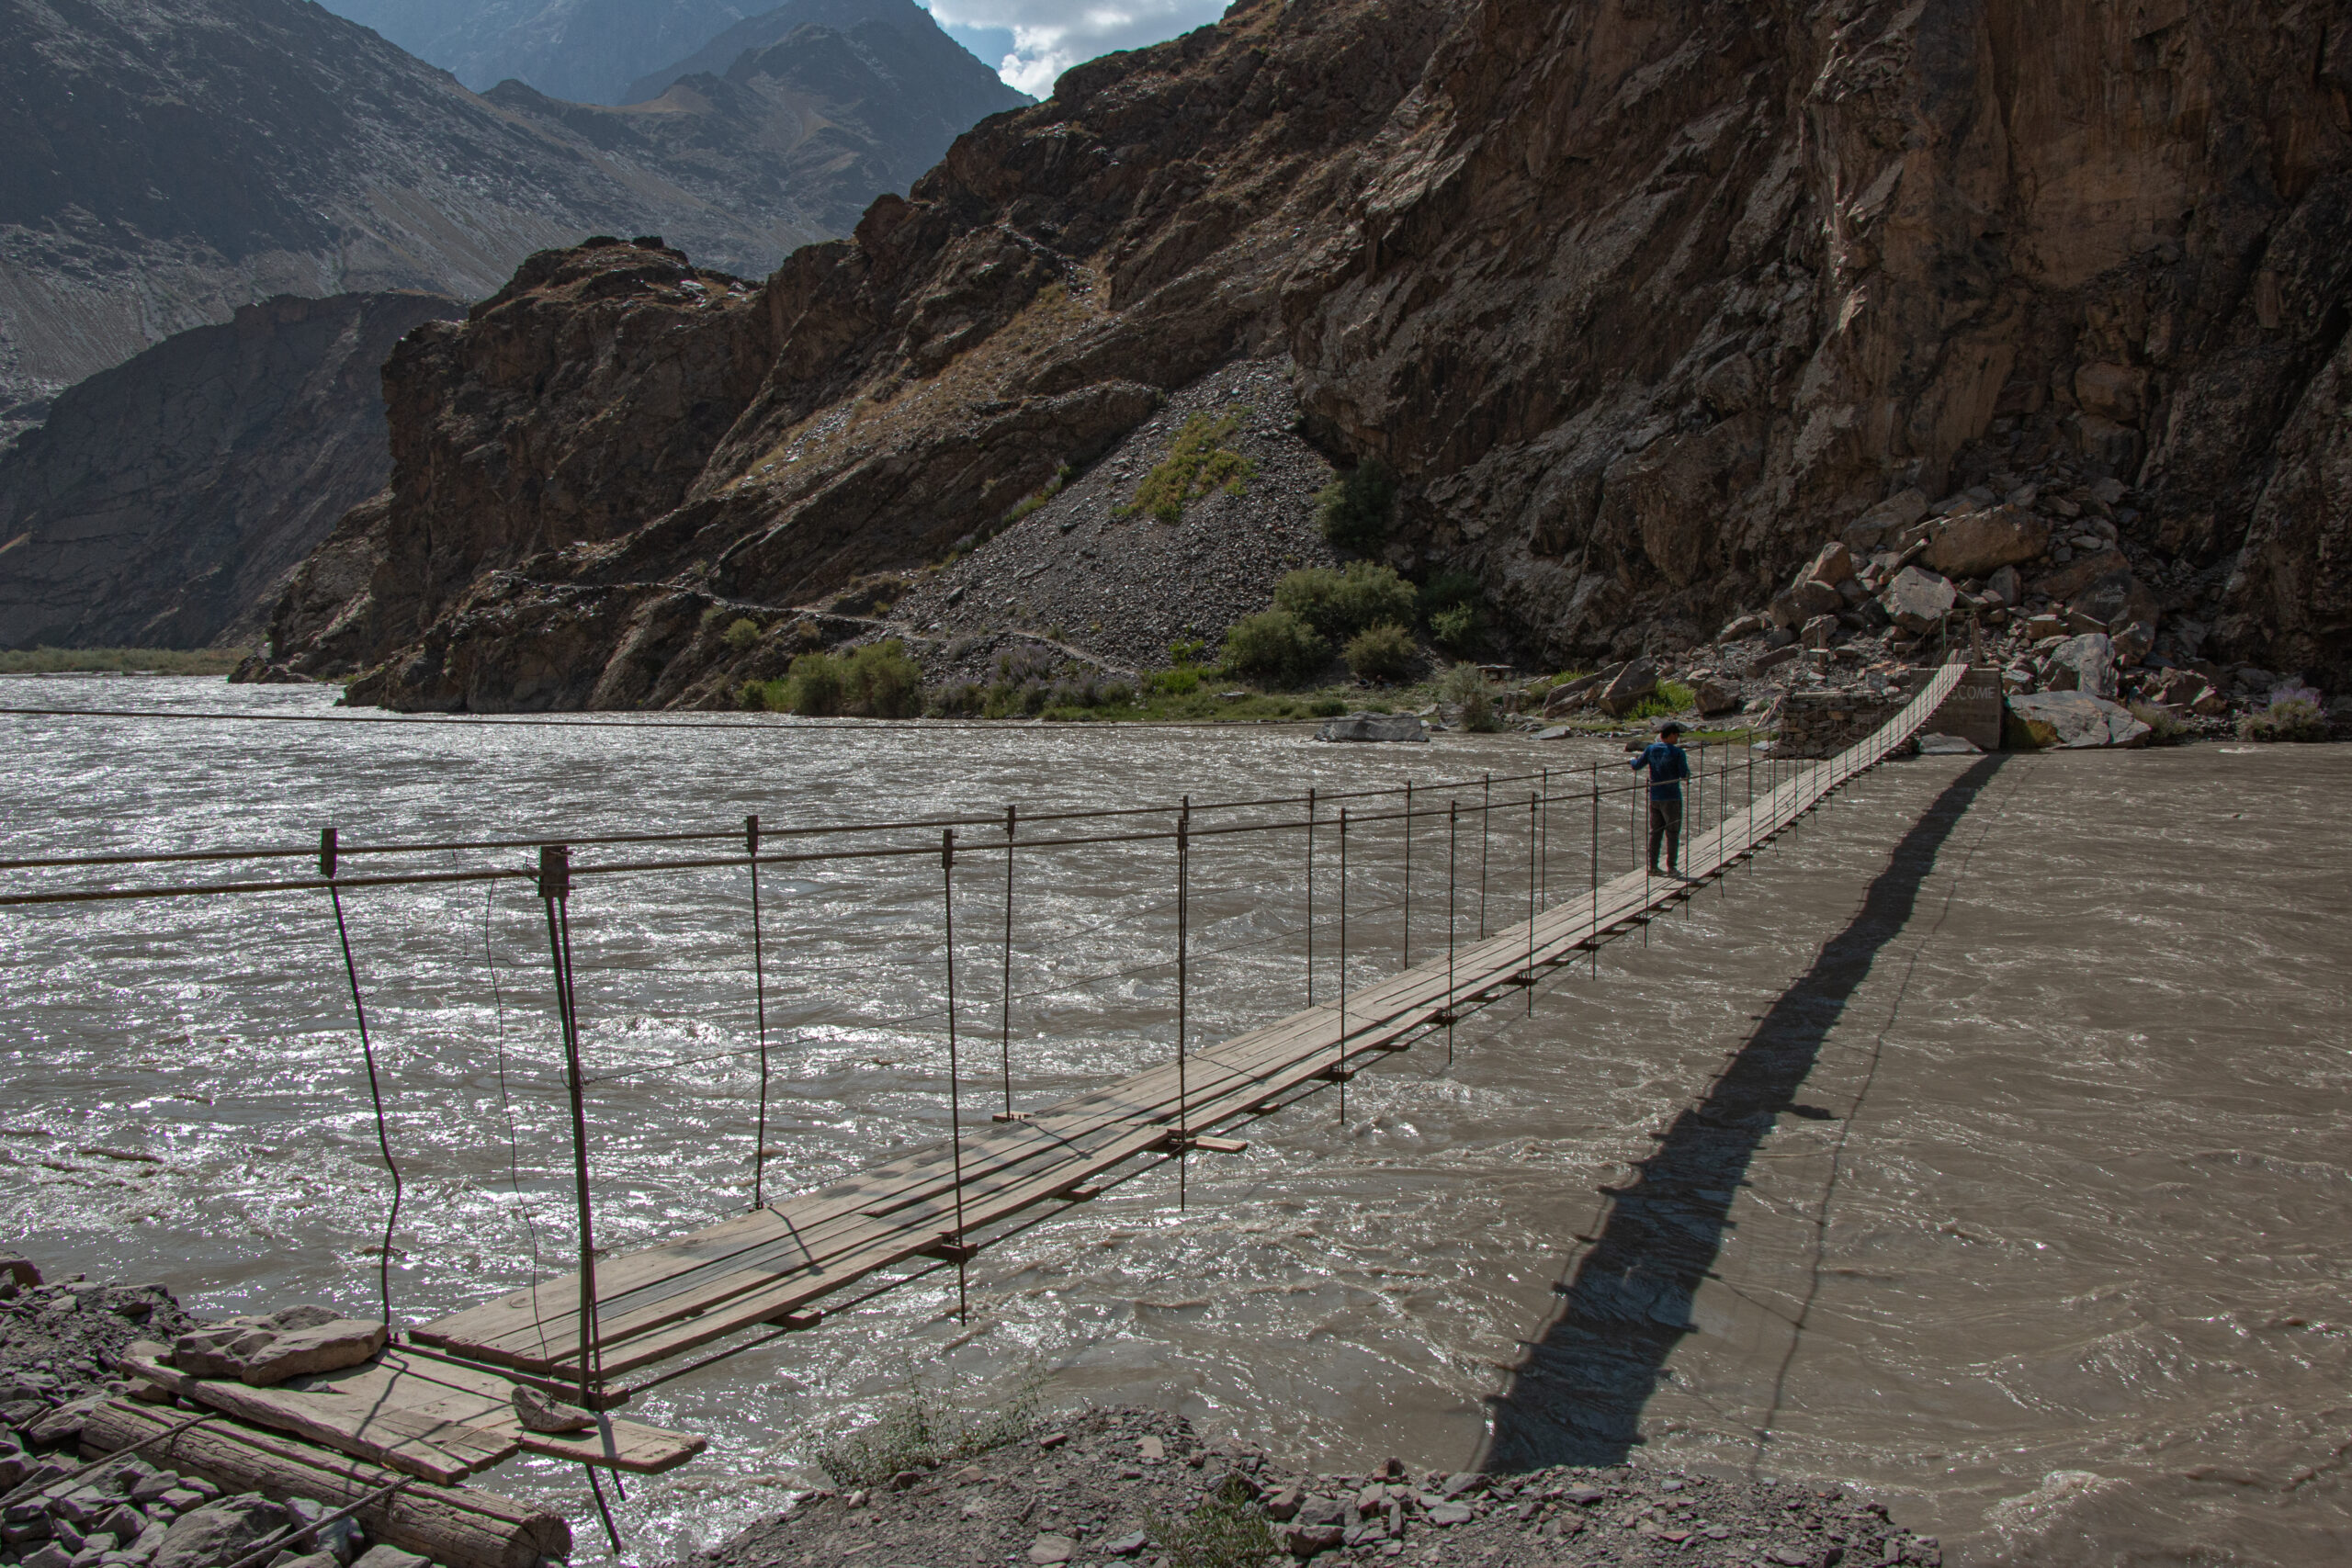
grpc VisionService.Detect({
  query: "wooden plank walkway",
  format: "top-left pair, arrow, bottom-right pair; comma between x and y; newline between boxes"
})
414,667 -> 1967,1387
117,1343 -> 707,1481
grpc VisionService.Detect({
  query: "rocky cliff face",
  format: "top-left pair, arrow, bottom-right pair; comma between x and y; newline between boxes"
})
270,241 -> 776,703
0,0 -> 1010,446
0,291 -> 462,650
272,0 -> 2352,708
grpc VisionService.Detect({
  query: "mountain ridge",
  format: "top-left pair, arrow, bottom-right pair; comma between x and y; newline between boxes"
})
261,0 -> 2351,707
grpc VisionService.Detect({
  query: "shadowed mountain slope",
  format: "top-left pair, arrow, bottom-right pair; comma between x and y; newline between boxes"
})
262,0 -> 2350,709
0,291 -> 463,650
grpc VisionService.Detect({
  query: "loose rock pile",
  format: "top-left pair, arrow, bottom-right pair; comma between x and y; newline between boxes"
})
687,1406 -> 1941,1568
1536,472 -> 2343,751
0,1258 -> 447,1568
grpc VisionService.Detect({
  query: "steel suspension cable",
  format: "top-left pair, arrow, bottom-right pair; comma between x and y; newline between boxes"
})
321,828 -> 401,1327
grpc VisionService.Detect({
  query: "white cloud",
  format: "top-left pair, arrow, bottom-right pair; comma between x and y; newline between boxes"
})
926,0 -> 1230,98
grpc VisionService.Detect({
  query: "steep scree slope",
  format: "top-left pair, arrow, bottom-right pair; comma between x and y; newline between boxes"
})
0,291 -> 464,650
271,0 -> 2352,708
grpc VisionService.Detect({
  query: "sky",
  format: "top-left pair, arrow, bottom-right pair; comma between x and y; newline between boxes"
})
919,0 -> 1228,98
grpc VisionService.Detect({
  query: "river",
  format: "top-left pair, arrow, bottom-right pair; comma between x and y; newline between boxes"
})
3,678 -> 2346,1565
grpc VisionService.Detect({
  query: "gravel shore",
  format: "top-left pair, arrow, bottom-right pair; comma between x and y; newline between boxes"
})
687,1405 -> 1941,1568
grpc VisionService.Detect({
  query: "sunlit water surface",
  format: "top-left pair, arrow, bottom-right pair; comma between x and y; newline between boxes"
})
3,679 -> 2347,1566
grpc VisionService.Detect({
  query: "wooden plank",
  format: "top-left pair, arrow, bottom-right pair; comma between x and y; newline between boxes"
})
118,1351 -> 506,1483
84,1399 -> 569,1568
117,1347 -> 707,1477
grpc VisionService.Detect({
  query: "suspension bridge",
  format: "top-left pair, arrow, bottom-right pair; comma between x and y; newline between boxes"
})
1,662 -> 1972,1566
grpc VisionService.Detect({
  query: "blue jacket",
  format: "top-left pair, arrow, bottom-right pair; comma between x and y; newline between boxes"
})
1631,740 -> 1690,802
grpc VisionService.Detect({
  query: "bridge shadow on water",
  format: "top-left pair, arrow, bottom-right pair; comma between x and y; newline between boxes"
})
1477,754 -> 2007,1472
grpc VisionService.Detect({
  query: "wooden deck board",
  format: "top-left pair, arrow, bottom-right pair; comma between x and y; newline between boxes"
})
118,1347 -> 706,1477
418,669 -> 1961,1384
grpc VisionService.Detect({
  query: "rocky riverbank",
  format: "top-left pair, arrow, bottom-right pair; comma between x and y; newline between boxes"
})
0,1256 -> 441,1568
686,1404 -> 1941,1568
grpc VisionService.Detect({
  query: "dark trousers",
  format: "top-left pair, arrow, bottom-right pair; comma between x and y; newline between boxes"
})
1647,797 -> 1683,871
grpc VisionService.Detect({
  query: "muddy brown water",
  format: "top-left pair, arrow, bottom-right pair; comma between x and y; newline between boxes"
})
3,680 -> 2346,1565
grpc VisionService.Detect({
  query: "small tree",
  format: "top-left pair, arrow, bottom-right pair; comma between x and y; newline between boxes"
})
1343,622 -> 1417,683
722,616 -> 760,653
1317,462 -> 1396,551
1273,562 -> 1418,642
1222,610 -> 1327,686
1438,661 -> 1500,732
842,640 -> 923,717
784,652 -> 845,716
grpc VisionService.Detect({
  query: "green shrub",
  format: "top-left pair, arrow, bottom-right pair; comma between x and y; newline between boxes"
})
1151,667 -> 1203,696
782,652 -> 844,716
766,640 -> 922,717
1418,569 -> 1485,652
1119,410 -> 1256,523
1317,462 -> 1396,552
1149,1475 -> 1279,1568
1626,679 -> 1698,721
1272,562 -> 1418,643
1222,610 -> 1327,685
929,682 -> 986,717
1308,696 -> 1347,717
721,616 -> 760,653
842,640 -> 923,717
1343,621 -> 1417,683
2238,695 -> 2327,742
1168,637 -> 1209,667
1437,661 -> 1500,733
1428,602 -> 1480,652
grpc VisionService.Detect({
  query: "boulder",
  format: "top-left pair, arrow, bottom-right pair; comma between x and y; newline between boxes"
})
1801,614 -> 1838,649
1924,504 -> 2050,577
1715,613 -> 1765,642
171,1320 -> 273,1379
226,657 -> 314,685
1594,657 -> 1660,716
264,1305 -> 345,1333
1881,566 -> 1958,632
1693,679 -> 1740,716
1804,540 -> 1855,586
0,1255 -> 40,1292
1314,712 -> 1429,743
1542,663 -> 1619,716
1747,643 -> 1799,675
1984,564 -> 2021,606
152,1498 -> 290,1568
2031,547 -> 2130,601
1279,1522 -> 1344,1558
2008,691 -> 2152,749
2043,633 -> 2118,699
2072,569 -> 2159,639
348,1549 -> 428,1568
236,1318 -> 387,1387
1769,578 -> 1842,628
1840,488 -> 1928,554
